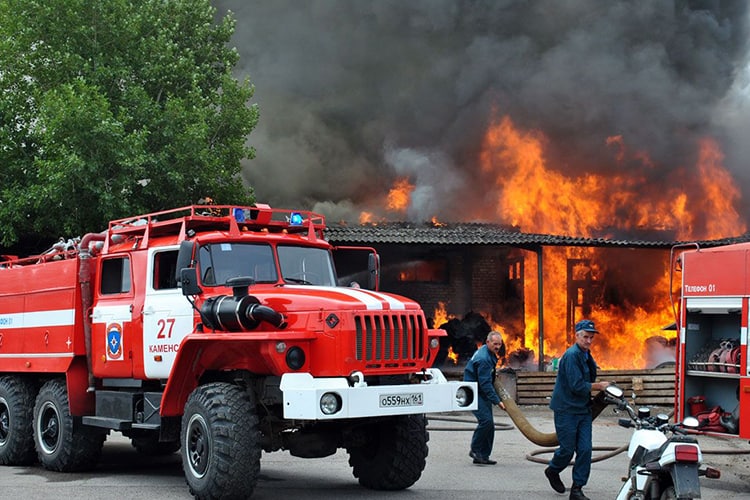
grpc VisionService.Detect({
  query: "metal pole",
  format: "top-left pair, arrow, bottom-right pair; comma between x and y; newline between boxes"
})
537,246 -> 544,371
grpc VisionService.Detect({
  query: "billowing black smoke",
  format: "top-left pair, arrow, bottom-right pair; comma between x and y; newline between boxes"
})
214,0 -> 750,233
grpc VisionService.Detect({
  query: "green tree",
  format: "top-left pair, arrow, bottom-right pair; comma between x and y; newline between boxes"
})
0,0 -> 257,249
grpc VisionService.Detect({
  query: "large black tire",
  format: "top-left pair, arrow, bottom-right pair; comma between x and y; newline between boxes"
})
181,382 -> 261,499
33,379 -> 106,472
0,376 -> 37,465
347,414 -> 429,490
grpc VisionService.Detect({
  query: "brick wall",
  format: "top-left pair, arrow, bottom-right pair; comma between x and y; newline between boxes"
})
379,246 -> 525,335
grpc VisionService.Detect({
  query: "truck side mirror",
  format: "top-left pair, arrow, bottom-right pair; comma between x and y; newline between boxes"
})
175,241 -> 196,282
179,268 -> 202,296
368,252 -> 380,291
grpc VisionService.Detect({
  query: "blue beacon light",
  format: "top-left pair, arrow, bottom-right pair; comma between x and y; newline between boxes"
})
233,208 -> 246,222
289,212 -> 304,226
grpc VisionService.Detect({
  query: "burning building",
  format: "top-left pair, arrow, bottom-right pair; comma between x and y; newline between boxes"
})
327,216 -> 748,372
326,116 -> 750,370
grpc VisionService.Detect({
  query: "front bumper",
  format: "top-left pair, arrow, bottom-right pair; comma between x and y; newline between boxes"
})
280,368 -> 478,420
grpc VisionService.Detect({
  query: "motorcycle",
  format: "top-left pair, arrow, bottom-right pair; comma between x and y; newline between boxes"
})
602,385 -> 721,500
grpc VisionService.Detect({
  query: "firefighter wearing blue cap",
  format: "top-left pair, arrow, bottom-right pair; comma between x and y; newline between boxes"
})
544,319 -> 611,500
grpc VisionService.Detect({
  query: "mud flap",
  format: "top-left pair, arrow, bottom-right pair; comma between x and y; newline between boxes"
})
672,462 -> 701,498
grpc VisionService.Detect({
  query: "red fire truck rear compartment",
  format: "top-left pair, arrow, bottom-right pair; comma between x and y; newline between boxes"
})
673,243 -> 749,438
0,258 -> 83,372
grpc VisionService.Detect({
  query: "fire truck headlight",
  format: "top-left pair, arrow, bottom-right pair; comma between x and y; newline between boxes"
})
285,346 -> 306,370
320,392 -> 342,415
429,338 -> 439,349
455,386 -> 474,407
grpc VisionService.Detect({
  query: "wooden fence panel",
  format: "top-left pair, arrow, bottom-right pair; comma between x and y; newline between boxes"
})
514,368 -> 676,406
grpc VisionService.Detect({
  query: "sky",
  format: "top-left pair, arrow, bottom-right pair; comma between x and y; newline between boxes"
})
213,0 -> 750,235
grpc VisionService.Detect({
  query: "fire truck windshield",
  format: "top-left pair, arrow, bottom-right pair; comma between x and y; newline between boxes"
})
278,245 -> 336,286
198,243 -> 277,286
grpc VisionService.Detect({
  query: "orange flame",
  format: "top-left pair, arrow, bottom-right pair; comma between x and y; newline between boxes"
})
431,215 -> 446,227
359,211 -> 374,224
447,346 -> 459,364
434,303 -> 459,365
433,301 -> 453,329
478,116 -> 744,241
359,178 -> 416,222
387,177 -> 414,212
476,115 -> 746,369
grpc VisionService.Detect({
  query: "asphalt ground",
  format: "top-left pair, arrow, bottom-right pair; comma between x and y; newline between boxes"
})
1,405 -> 749,499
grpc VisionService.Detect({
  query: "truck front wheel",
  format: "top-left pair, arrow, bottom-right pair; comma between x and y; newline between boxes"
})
181,382 -> 261,499
33,379 -> 105,471
0,375 -> 36,465
347,414 -> 429,490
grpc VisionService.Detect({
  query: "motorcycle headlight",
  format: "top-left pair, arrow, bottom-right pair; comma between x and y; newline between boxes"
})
682,416 -> 699,429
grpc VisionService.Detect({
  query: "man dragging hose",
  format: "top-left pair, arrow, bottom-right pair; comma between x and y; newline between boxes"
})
545,319 -> 611,500
463,331 -> 506,465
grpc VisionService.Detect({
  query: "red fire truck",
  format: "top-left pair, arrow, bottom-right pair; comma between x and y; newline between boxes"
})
0,204 -> 476,498
672,242 -> 747,437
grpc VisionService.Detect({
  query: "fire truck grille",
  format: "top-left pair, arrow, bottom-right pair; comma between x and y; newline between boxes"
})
354,313 -> 425,363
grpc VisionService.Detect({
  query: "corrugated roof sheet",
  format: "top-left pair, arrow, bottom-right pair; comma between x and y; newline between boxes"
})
324,222 -> 750,249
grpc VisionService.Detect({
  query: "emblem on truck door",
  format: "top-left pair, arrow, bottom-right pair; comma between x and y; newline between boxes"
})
106,323 -> 123,360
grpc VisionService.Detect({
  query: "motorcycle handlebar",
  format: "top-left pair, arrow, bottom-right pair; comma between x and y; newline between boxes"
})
607,388 -> 691,435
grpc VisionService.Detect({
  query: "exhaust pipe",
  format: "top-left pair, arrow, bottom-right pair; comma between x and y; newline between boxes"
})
244,303 -> 287,329
200,277 -> 287,331
79,232 -> 106,391
493,378 -> 611,447
201,294 -> 287,331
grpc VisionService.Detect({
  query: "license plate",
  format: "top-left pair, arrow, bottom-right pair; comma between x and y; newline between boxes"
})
379,392 -> 423,408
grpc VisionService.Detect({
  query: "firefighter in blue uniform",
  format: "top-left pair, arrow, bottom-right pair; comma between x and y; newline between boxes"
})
463,331 -> 505,465
545,319 -> 611,500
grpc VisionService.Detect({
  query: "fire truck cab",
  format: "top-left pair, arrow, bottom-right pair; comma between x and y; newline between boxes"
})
0,204 -> 477,498
673,243 -> 749,437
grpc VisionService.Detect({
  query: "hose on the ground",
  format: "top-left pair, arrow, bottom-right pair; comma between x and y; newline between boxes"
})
427,414 -> 514,431
526,445 -> 628,464
427,414 -> 626,461
525,442 -> 750,464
